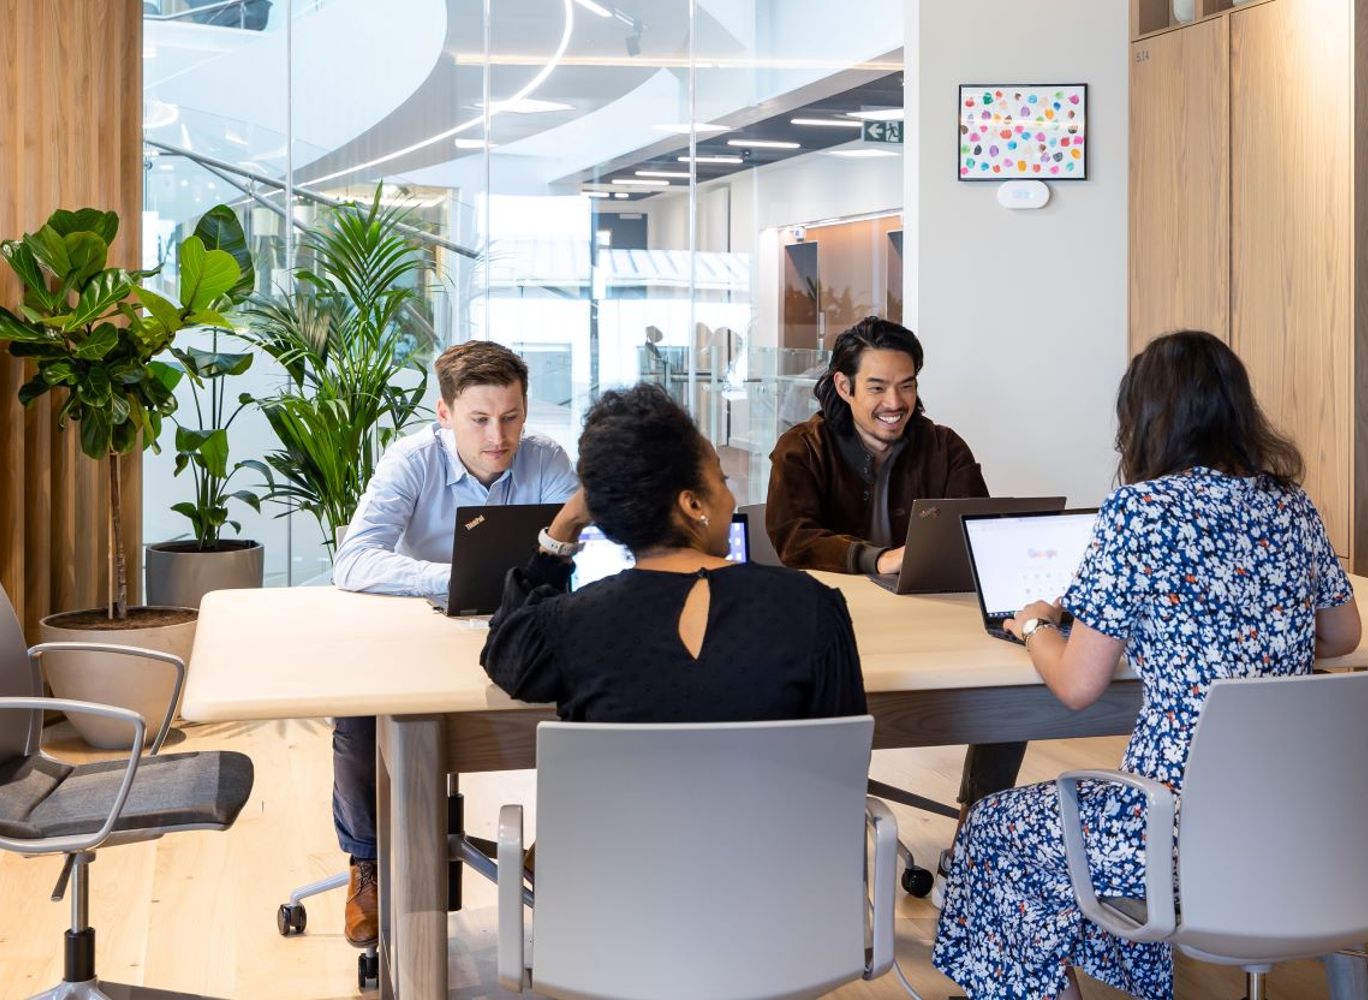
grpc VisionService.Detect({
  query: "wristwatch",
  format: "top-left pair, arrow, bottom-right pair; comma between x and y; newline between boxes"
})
538,527 -> 584,558
1019,617 -> 1058,644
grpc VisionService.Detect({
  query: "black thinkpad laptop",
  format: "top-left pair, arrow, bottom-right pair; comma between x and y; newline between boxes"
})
961,508 -> 1099,643
428,503 -> 562,616
870,497 -> 1067,594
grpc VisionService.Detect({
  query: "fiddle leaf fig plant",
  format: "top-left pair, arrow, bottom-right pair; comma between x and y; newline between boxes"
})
0,206 -> 243,618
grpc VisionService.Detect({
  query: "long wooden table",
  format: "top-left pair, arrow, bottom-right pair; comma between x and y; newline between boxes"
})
182,573 -> 1368,1000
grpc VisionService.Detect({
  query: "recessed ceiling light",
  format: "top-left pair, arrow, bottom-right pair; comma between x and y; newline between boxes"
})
611,178 -> 670,186
574,0 -> 611,16
636,170 -> 690,179
825,148 -> 899,158
652,123 -> 729,135
790,118 -> 864,129
490,98 -> 573,114
847,108 -> 904,122
678,155 -> 743,164
454,138 -> 497,149
727,139 -> 800,150
613,192 -> 630,199
583,190 -> 611,198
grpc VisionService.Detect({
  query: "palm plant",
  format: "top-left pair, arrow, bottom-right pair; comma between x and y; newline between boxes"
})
242,189 -> 430,549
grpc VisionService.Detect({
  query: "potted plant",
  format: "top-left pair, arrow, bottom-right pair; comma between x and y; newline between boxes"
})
145,207 -> 266,608
0,206 -> 243,748
242,190 -> 430,553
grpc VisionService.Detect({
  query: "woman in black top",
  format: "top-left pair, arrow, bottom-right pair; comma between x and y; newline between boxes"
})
480,384 -> 867,721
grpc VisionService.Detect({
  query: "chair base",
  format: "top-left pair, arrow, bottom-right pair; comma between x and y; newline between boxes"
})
28,982 -> 216,1000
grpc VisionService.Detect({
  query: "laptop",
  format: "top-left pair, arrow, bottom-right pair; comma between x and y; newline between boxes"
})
870,497 -> 1067,594
429,503 -> 562,616
571,513 -> 750,590
736,503 -> 783,567
961,508 -> 1099,644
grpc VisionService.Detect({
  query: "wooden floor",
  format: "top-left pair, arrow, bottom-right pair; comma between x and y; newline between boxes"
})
0,720 -> 1340,1000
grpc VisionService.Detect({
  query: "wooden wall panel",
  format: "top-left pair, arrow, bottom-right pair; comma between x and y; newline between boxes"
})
1231,0 -> 1353,555
1129,18 -> 1230,352
0,0 -> 143,637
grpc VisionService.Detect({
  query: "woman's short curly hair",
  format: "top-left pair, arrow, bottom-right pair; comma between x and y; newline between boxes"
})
578,383 -> 710,554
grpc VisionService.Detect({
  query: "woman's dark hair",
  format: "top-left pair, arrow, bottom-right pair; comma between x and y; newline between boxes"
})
1116,330 -> 1303,484
813,316 -> 926,434
577,383 -> 712,553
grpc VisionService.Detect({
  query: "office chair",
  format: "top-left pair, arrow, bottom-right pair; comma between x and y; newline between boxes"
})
496,718 -> 899,999
735,501 -> 956,897
1058,672 -> 1368,1000
0,584 -> 253,1000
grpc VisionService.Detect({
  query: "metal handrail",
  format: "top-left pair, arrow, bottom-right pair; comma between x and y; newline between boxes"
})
146,0 -> 257,24
145,138 -> 479,260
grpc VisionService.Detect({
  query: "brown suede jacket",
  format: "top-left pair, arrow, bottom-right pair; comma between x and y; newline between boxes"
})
766,412 -> 989,574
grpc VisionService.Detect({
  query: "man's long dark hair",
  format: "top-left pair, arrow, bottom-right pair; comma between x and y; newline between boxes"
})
1116,330 -> 1303,485
813,316 -> 926,435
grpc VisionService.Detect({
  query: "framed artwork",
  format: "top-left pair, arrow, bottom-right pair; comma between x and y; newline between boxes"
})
958,84 -> 1087,181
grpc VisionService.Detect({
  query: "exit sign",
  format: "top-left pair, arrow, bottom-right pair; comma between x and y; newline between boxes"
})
861,121 -> 903,144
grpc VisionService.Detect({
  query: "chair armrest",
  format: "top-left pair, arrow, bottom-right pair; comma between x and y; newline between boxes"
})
864,797 -> 898,980
1056,768 -> 1176,943
497,804 -> 528,993
29,642 -> 186,755
0,697 -> 145,855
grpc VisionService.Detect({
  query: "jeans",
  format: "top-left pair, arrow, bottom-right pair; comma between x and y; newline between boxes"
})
332,715 -> 377,861
958,741 -> 1029,807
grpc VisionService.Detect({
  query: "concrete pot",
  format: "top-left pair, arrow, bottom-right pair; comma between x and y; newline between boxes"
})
39,607 -> 197,749
145,539 -> 264,609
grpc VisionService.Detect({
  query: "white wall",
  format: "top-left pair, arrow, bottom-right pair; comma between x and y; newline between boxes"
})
908,0 -> 1128,507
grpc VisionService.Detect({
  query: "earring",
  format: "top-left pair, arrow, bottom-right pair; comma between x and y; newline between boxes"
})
699,515 -> 710,528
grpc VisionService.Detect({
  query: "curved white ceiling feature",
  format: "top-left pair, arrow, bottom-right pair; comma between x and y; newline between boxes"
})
144,0 -> 446,163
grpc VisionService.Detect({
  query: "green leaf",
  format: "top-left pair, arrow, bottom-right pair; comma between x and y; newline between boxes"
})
178,236 -> 240,313
1,240 -> 57,311
7,339 -> 65,359
41,359 -> 77,385
18,376 -> 50,405
0,305 -> 54,344
198,428 -> 230,477
185,308 -> 233,330
25,226 -> 72,280
65,269 -> 132,331
111,416 -> 138,454
173,451 -> 190,476
230,489 -> 262,513
171,502 -> 201,529
78,406 -> 112,460
47,208 -> 119,244
77,365 -> 112,406
64,232 -> 108,285
147,359 -> 184,392
174,426 -> 216,452
192,205 -> 254,299
109,392 -> 131,424
135,287 -> 184,336
184,346 -> 252,378
73,322 -> 119,360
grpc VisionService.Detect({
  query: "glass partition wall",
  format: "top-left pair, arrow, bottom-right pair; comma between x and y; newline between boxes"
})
142,0 -> 904,584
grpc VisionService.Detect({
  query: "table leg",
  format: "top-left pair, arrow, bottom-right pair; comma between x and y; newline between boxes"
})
377,721 -> 394,1000
378,714 -> 447,1000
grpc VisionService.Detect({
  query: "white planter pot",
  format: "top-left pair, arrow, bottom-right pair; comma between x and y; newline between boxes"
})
39,607 -> 197,749
145,539 -> 264,609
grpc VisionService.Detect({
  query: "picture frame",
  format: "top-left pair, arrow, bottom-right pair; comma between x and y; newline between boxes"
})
958,84 -> 1088,181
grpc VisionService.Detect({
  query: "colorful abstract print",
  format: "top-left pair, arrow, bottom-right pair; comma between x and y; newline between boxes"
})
933,469 -> 1353,999
959,85 -> 1086,180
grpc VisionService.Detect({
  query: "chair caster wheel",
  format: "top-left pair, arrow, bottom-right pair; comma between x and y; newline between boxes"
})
358,950 -> 379,990
277,902 -> 307,936
902,865 -> 934,897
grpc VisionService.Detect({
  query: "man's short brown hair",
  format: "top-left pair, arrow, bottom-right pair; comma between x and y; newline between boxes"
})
435,340 -> 529,403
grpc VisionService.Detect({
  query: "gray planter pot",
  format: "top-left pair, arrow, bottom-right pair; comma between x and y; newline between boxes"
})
145,539 -> 265,609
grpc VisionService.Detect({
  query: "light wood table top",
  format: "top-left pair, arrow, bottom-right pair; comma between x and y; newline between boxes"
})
181,572 -> 1368,723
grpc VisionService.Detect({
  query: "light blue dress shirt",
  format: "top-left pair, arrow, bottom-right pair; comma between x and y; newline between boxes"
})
332,422 -> 578,597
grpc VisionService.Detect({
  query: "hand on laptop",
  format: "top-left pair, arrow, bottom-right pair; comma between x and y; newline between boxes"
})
1003,600 -> 1063,640
876,546 -> 906,575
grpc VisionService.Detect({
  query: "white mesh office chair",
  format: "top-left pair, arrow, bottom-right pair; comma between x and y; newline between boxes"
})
1058,672 -> 1368,1000
0,584 -> 253,999
496,717 -> 899,999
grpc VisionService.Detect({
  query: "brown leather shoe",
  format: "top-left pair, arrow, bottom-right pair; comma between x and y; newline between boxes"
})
345,860 -> 379,947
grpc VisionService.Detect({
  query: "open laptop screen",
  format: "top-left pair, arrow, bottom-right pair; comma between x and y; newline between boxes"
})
571,516 -> 748,591
963,511 -> 1098,619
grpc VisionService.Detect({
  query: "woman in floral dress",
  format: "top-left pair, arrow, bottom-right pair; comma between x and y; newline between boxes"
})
932,331 -> 1362,999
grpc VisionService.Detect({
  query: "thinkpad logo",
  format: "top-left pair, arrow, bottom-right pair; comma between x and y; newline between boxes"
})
918,506 -> 942,519
464,514 -> 486,531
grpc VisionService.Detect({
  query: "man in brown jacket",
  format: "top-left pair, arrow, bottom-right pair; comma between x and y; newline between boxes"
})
765,315 -> 1024,904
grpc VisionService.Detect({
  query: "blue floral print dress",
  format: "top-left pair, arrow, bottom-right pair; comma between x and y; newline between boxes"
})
932,468 -> 1354,1000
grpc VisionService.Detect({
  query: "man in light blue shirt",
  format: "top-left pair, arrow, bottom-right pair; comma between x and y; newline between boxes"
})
330,341 -> 577,946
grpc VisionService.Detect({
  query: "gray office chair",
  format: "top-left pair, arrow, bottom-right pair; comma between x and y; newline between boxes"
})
497,718 -> 899,999
0,585 -> 253,999
1058,672 -> 1368,1000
